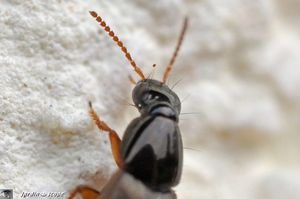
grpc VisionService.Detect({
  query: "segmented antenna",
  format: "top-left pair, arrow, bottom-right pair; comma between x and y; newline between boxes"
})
89,11 -> 146,80
162,17 -> 188,84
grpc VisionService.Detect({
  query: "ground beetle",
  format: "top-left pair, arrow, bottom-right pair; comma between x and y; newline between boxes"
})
68,10 -> 188,199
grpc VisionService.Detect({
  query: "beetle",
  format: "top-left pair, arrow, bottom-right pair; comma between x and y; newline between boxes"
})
68,10 -> 188,199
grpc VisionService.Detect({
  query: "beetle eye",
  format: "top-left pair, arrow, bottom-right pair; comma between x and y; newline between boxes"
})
147,94 -> 152,100
143,93 -> 153,103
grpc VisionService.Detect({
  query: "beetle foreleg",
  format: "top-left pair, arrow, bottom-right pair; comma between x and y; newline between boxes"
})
68,186 -> 100,199
88,102 -> 124,169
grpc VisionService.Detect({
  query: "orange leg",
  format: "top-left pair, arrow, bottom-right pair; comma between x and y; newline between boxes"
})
88,102 -> 124,169
68,186 -> 100,199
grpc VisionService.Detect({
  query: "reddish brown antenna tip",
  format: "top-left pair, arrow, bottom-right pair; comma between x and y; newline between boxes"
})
89,11 -> 97,18
89,11 -> 146,81
162,16 -> 188,84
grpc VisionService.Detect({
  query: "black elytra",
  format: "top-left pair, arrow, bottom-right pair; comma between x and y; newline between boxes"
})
120,79 -> 183,192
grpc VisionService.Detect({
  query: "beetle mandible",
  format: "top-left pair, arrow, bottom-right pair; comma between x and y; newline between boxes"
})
68,10 -> 188,199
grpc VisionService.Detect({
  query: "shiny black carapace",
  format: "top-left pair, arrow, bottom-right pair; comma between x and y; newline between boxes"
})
68,11 -> 188,199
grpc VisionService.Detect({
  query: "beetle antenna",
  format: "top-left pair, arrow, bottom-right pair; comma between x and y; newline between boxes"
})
162,17 -> 188,84
90,11 -> 146,80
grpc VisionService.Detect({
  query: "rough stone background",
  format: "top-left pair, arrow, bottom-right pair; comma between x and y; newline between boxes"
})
1,0 -> 300,199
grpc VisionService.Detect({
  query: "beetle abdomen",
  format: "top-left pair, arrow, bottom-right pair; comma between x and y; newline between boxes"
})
122,116 -> 183,192
101,171 -> 175,199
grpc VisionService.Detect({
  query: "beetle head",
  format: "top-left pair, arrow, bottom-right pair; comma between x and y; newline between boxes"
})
132,79 -> 181,115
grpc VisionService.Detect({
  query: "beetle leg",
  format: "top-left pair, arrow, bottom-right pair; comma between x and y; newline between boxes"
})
68,186 -> 100,199
88,102 -> 124,169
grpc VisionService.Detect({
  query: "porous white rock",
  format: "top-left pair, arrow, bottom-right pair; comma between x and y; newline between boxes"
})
1,0 -> 300,199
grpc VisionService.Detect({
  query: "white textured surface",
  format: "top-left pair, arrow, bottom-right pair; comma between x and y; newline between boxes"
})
1,0 -> 300,199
